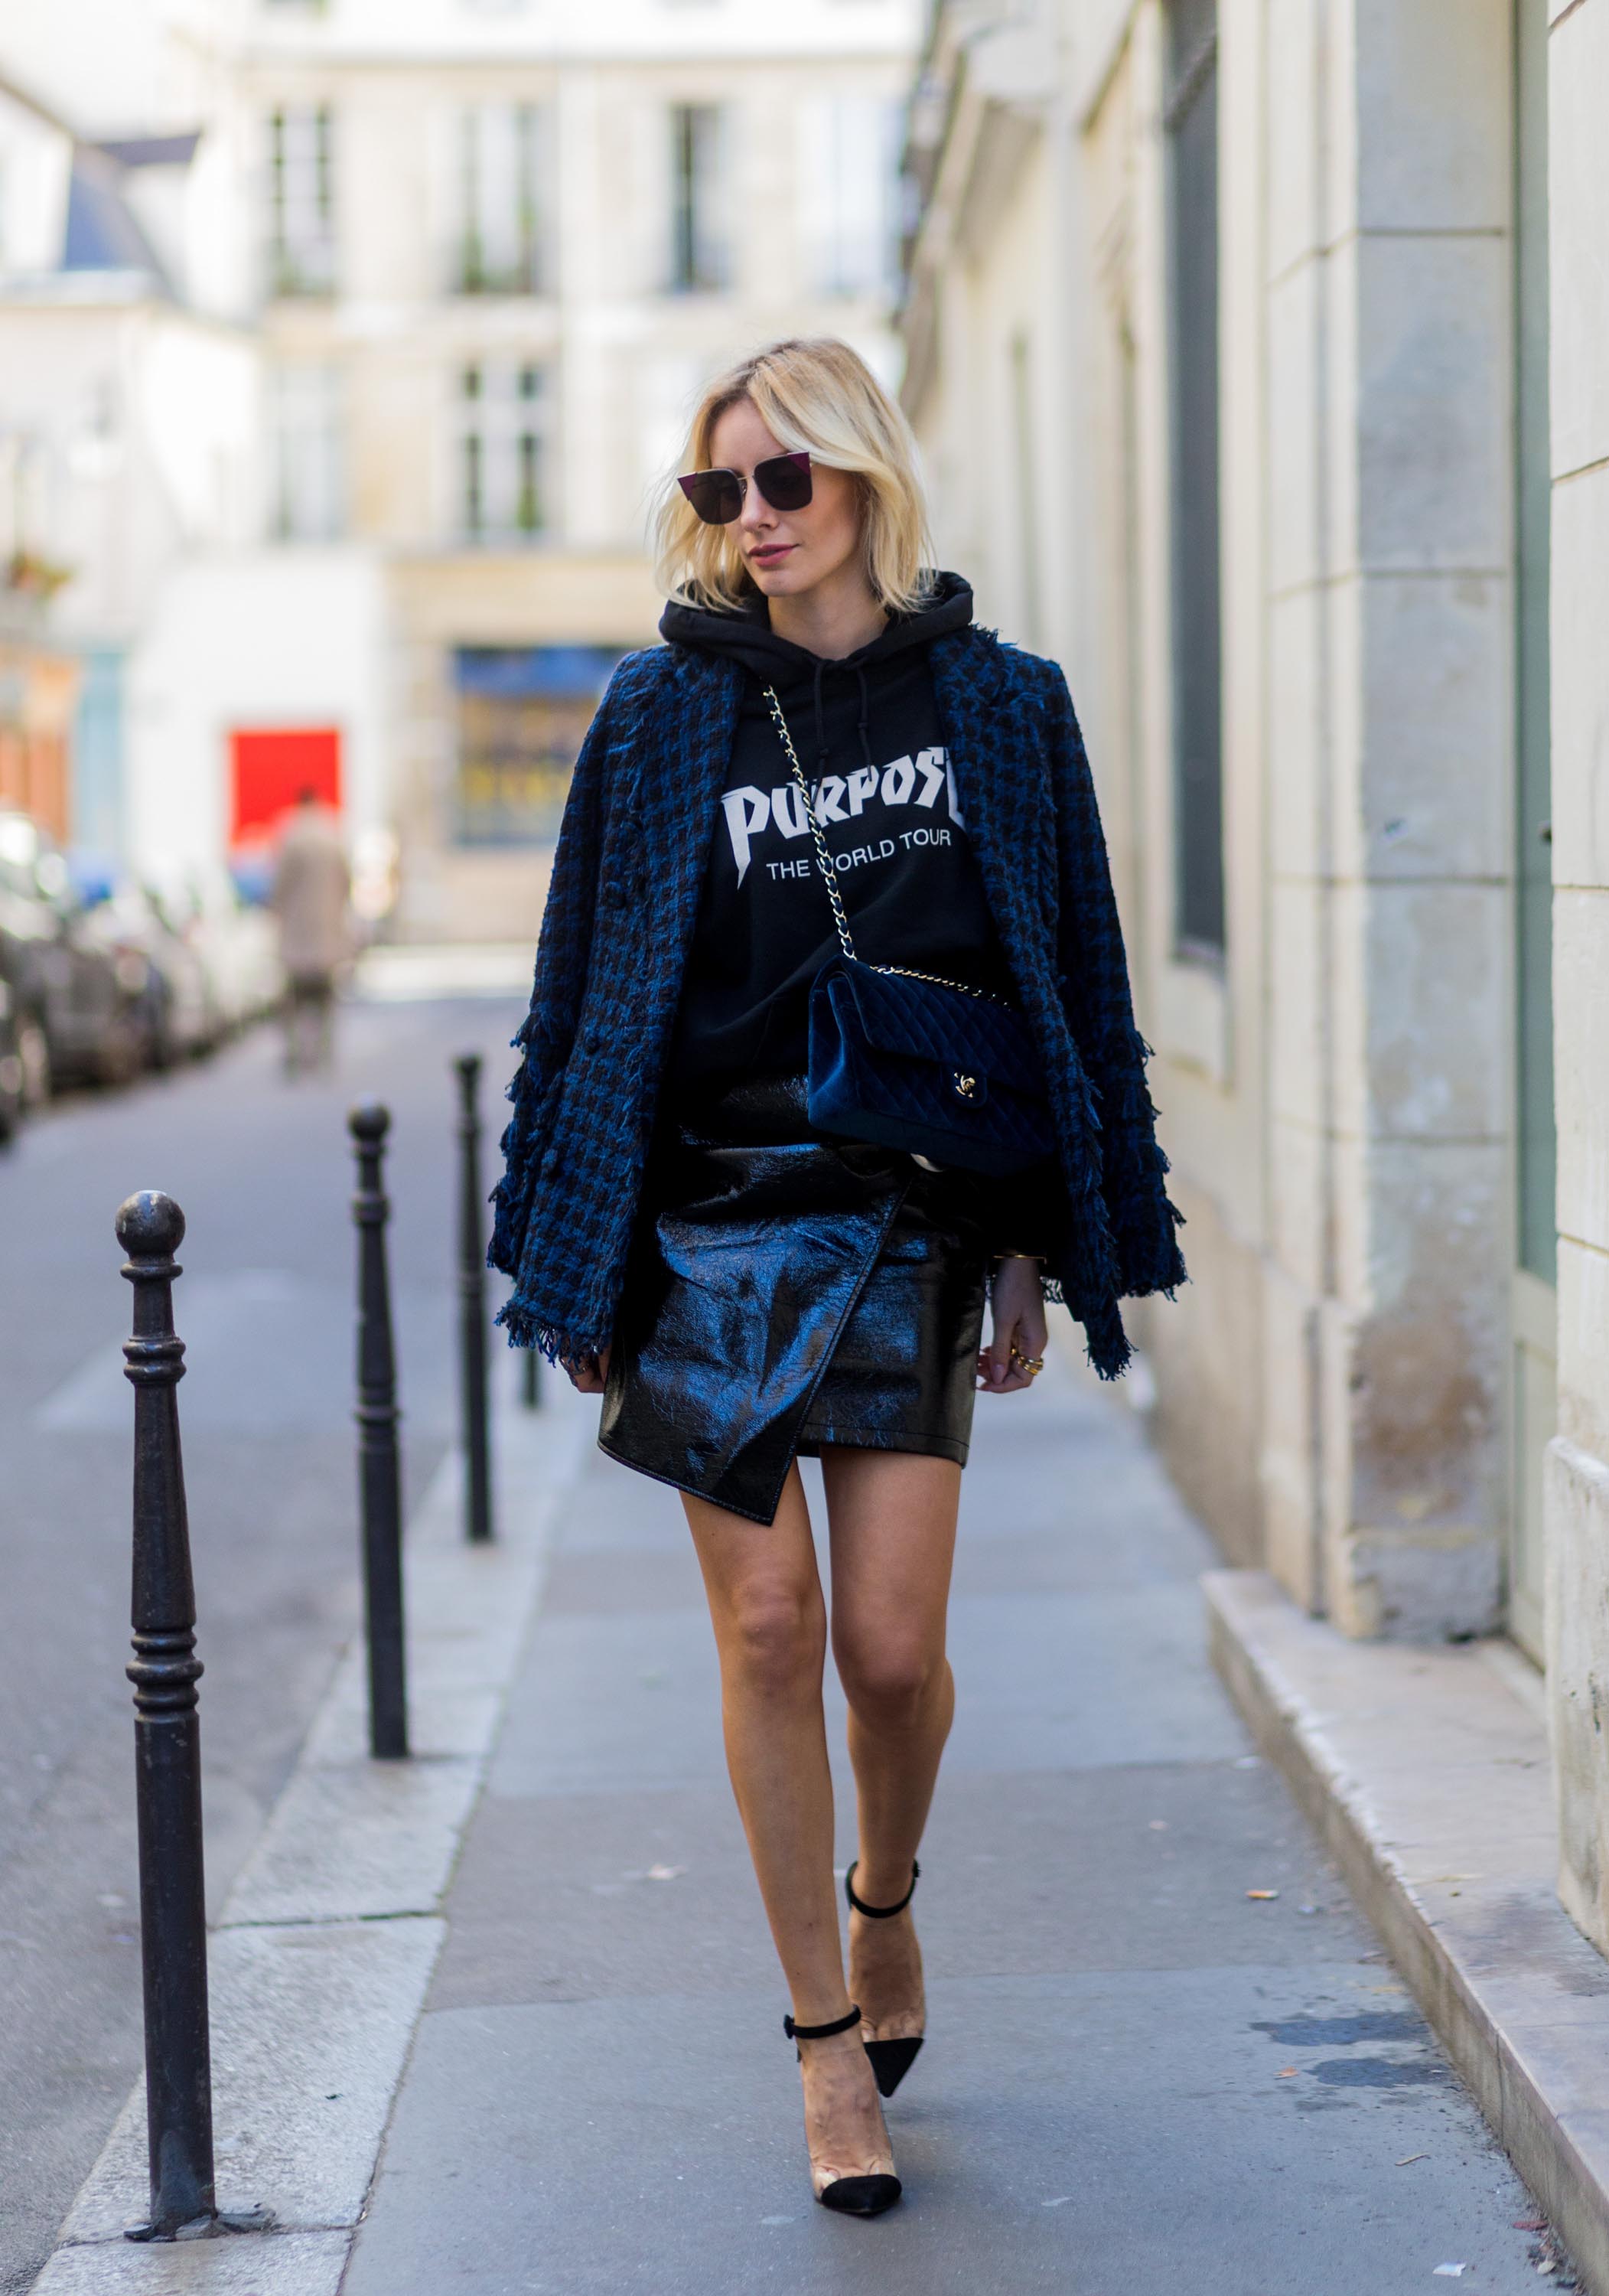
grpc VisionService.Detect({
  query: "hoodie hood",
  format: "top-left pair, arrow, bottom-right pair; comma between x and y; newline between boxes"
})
659,570 -> 972,683
658,571 -> 974,776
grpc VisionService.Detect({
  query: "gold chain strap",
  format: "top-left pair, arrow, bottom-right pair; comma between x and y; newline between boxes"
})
761,686 -> 1011,1009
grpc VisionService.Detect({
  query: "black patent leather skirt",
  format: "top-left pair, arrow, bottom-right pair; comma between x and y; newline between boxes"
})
598,1075 -> 992,1525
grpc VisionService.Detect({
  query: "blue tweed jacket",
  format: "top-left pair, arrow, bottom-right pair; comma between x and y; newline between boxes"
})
489,624 -> 1185,1378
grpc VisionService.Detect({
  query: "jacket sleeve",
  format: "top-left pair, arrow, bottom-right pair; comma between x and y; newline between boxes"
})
1041,660 -> 1187,1302
488,673 -> 620,1281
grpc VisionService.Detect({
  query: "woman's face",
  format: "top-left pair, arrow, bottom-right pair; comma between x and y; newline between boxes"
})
705,397 -> 863,602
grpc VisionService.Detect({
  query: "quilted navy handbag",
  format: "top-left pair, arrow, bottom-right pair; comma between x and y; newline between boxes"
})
764,688 -> 1054,1179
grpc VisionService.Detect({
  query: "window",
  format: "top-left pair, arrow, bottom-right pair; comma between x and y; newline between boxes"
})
668,103 -> 728,292
269,364 -> 343,540
454,647 -> 623,846
458,360 -> 550,543
456,103 -> 546,295
1163,0 -> 1224,960
268,106 -> 334,296
799,96 -> 901,298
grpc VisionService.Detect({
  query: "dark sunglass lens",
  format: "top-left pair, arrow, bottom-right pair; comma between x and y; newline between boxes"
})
754,453 -> 813,512
678,470 -> 743,525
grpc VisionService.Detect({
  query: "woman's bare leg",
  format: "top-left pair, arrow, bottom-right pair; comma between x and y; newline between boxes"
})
682,1468 -> 891,2186
822,1448 -> 961,2043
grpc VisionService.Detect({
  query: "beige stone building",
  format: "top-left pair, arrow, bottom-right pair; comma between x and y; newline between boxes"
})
1540,0 -> 1609,1971
0,0 -> 917,933
233,0 -> 920,938
904,0 -> 1609,2252
905,0 -> 1552,1645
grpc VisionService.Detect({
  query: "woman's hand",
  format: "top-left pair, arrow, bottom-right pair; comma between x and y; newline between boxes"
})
566,1346 -> 611,1395
978,1260 -> 1048,1394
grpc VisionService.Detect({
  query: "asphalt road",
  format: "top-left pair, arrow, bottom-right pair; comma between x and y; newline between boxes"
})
0,988 -> 529,2295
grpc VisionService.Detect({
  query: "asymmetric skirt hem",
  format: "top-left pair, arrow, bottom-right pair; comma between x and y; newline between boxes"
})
796,1427 -> 970,1467
598,1420 -> 971,1528
594,1433 -> 780,1527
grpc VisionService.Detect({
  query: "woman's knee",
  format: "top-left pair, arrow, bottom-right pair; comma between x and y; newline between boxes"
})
720,1582 -> 826,1698
835,1633 -> 945,1732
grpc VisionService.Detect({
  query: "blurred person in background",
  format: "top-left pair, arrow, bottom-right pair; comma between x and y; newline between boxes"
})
491,338 -> 1184,2216
272,788 -> 351,1075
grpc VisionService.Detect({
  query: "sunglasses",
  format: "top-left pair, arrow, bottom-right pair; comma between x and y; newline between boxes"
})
677,451 -> 813,526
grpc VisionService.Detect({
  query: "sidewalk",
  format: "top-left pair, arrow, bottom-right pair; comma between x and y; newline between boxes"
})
337,1355 -> 1555,2295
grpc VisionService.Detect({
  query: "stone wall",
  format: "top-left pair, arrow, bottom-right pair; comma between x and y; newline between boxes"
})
1270,0 -> 1516,1639
904,0 -> 1520,1639
1545,0 -> 1609,1956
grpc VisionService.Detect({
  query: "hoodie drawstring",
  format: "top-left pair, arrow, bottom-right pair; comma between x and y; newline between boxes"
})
855,665 -> 874,771
811,658 -> 829,778
807,658 -> 876,779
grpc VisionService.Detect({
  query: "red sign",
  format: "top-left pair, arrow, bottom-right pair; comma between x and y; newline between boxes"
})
230,727 -> 341,846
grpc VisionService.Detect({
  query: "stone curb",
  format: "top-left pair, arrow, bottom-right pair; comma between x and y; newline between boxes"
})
30,1370 -> 594,2294
1205,1566 -> 1609,2296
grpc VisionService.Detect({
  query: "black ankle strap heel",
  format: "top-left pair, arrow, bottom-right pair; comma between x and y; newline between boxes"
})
845,1861 -> 925,2099
783,2004 -> 863,2047
782,2003 -> 902,2218
845,1859 -> 920,1919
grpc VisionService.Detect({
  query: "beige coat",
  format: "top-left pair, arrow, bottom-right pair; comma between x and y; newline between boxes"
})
272,805 -> 352,980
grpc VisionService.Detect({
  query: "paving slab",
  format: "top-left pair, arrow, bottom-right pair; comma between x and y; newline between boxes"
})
57,1916 -> 443,2246
32,2231 -> 350,2296
940,1584 -> 1249,1773
345,1355 -> 1567,2293
220,1759 -> 484,1926
427,1760 -> 1360,2015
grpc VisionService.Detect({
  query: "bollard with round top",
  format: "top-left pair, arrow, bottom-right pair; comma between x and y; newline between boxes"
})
454,1054 -> 494,1542
118,1191 -> 265,2242
350,1104 -> 409,1759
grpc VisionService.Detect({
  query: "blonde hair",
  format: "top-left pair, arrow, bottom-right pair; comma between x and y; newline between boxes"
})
653,337 -> 934,615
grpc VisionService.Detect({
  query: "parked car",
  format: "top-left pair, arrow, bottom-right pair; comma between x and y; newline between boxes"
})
0,943 -> 28,1141
0,811 -> 150,1095
208,863 -> 285,1026
70,863 -> 220,1068
143,859 -> 283,1035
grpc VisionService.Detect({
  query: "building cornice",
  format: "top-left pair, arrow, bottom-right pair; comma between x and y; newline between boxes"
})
898,2 -> 1052,416
0,65 -> 77,140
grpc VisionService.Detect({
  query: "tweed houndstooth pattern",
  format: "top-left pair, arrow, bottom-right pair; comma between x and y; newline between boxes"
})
489,625 -> 1185,1380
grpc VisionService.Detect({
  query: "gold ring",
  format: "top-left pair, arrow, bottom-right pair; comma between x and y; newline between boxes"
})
1009,1347 -> 1045,1376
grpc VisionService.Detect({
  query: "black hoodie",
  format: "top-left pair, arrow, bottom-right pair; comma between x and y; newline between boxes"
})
660,572 -> 1014,1091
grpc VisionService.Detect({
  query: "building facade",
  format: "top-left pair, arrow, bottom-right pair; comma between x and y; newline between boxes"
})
1541,0 -> 1609,1962
0,70 -> 260,853
0,0 -> 918,938
901,0 -> 1609,1952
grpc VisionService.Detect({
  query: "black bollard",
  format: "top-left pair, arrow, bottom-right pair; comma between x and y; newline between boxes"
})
119,1192 -> 265,2242
454,1055 -> 493,1542
350,1104 -> 408,1760
521,1339 -> 540,1411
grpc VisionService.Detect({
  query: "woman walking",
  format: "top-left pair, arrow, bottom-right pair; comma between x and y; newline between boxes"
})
490,338 -> 1184,2217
